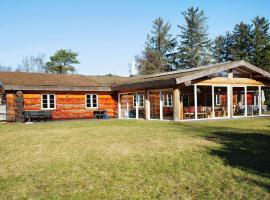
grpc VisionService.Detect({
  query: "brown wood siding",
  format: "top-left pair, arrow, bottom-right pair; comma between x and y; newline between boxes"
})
6,93 -> 15,122
14,92 -> 117,121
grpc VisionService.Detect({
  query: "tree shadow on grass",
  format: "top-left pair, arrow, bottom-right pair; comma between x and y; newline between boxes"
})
177,123 -> 270,191
205,129 -> 270,179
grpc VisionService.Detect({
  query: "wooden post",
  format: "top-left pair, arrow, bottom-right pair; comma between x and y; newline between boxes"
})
160,90 -> 163,120
194,85 -> 198,119
259,86 -> 262,115
229,85 -> 233,118
144,90 -> 150,120
173,87 -> 180,121
244,86 -> 248,117
135,93 -> 139,119
212,86 -> 215,118
118,93 -> 121,119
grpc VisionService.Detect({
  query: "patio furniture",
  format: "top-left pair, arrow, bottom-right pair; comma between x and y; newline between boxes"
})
94,110 -> 108,119
24,110 -> 52,122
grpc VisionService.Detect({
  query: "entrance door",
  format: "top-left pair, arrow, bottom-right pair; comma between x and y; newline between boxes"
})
0,105 -> 6,121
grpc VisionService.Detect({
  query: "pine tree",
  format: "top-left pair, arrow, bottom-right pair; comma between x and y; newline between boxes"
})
177,7 -> 211,69
212,32 -> 233,63
231,22 -> 253,62
252,16 -> 270,70
45,49 -> 79,74
137,17 -> 176,75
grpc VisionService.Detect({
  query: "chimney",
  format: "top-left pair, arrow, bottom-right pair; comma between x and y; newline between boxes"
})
130,58 -> 138,77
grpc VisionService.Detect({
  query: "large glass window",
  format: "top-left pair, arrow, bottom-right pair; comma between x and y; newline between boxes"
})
232,87 -> 245,117
247,86 -> 259,116
138,93 -> 145,119
128,94 -> 136,118
162,89 -> 173,120
214,87 -> 228,117
42,94 -> 55,110
197,86 -> 213,119
182,86 -> 195,120
120,94 -> 128,118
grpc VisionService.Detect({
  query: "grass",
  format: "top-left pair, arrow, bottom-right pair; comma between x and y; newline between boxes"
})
0,118 -> 270,199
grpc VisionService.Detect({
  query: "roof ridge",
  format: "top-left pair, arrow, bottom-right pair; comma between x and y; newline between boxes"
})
139,61 -> 233,80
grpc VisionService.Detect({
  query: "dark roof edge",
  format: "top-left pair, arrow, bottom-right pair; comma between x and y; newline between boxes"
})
3,85 -> 112,92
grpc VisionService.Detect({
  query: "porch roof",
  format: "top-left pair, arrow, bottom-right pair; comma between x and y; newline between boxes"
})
113,60 -> 270,91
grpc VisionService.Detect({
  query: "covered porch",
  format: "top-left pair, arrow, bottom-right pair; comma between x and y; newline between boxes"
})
116,61 -> 270,121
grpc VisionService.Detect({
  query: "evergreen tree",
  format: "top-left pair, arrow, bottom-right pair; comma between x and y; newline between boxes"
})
212,32 -> 233,63
177,7 -> 211,69
231,22 -> 253,62
137,17 -> 176,75
252,16 -> 270,70
45,49 -> 79,74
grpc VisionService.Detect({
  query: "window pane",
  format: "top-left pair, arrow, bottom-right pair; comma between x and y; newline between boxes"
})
92,95 -> 97,107
214,87 -> 228,117
197,86 -> 213,119
42,95 -> 48,108
86,95 -> 91,107
233,87 -> 245,116
133,94 -> 137,107
162,89 -> 173,120
138,93 -> 145,118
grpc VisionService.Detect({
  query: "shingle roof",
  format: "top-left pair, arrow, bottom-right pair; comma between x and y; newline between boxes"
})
1,60 -> 270,92
0,72 -> 129,91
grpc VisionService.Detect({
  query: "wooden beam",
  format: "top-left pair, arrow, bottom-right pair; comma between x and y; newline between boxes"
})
173,87 -> 180,121
196,77 -> 264,86
144,90 -> 150,120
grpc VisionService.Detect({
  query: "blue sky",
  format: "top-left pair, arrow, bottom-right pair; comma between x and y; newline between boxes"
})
0,0 -> 270,76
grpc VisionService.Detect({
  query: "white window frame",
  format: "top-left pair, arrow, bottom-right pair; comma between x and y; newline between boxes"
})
41,94 -> 56,110
163,94 -> 173,107
86,94 -> 99,109
215,94 -> 221,106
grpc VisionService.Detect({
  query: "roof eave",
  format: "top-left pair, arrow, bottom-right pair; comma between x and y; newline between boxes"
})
3,85 -> 112,92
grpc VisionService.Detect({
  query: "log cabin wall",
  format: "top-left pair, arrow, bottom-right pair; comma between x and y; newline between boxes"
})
6,93 -> 15,122
5,91 -> 117,121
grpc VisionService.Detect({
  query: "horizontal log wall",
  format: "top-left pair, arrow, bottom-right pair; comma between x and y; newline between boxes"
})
6,93 -> 16,122
5,92 -> 117,121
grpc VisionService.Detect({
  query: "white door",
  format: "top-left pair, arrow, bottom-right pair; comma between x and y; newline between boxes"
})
0,105 -> 7,121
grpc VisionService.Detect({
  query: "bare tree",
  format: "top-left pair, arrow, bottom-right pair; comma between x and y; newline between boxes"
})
15,54 -> 46,73
0,65 -> 12,72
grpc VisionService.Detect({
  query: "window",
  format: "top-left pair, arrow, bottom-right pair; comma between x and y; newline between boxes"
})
86,94 -> 98,108
241,94 -> 245,105
215,94 -> 221,105
42,94 -> 55,110
139,94 -> 144,107
133,94 -> 144,108
133,94 -> 137,107
183,95 -> 189,107
163,94 -> 173,107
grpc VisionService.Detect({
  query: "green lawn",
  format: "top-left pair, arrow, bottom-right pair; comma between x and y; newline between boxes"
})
0,118 -> 270,199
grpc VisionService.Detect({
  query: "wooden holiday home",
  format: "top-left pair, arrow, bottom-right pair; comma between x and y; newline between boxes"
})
1,60 -> 270,122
